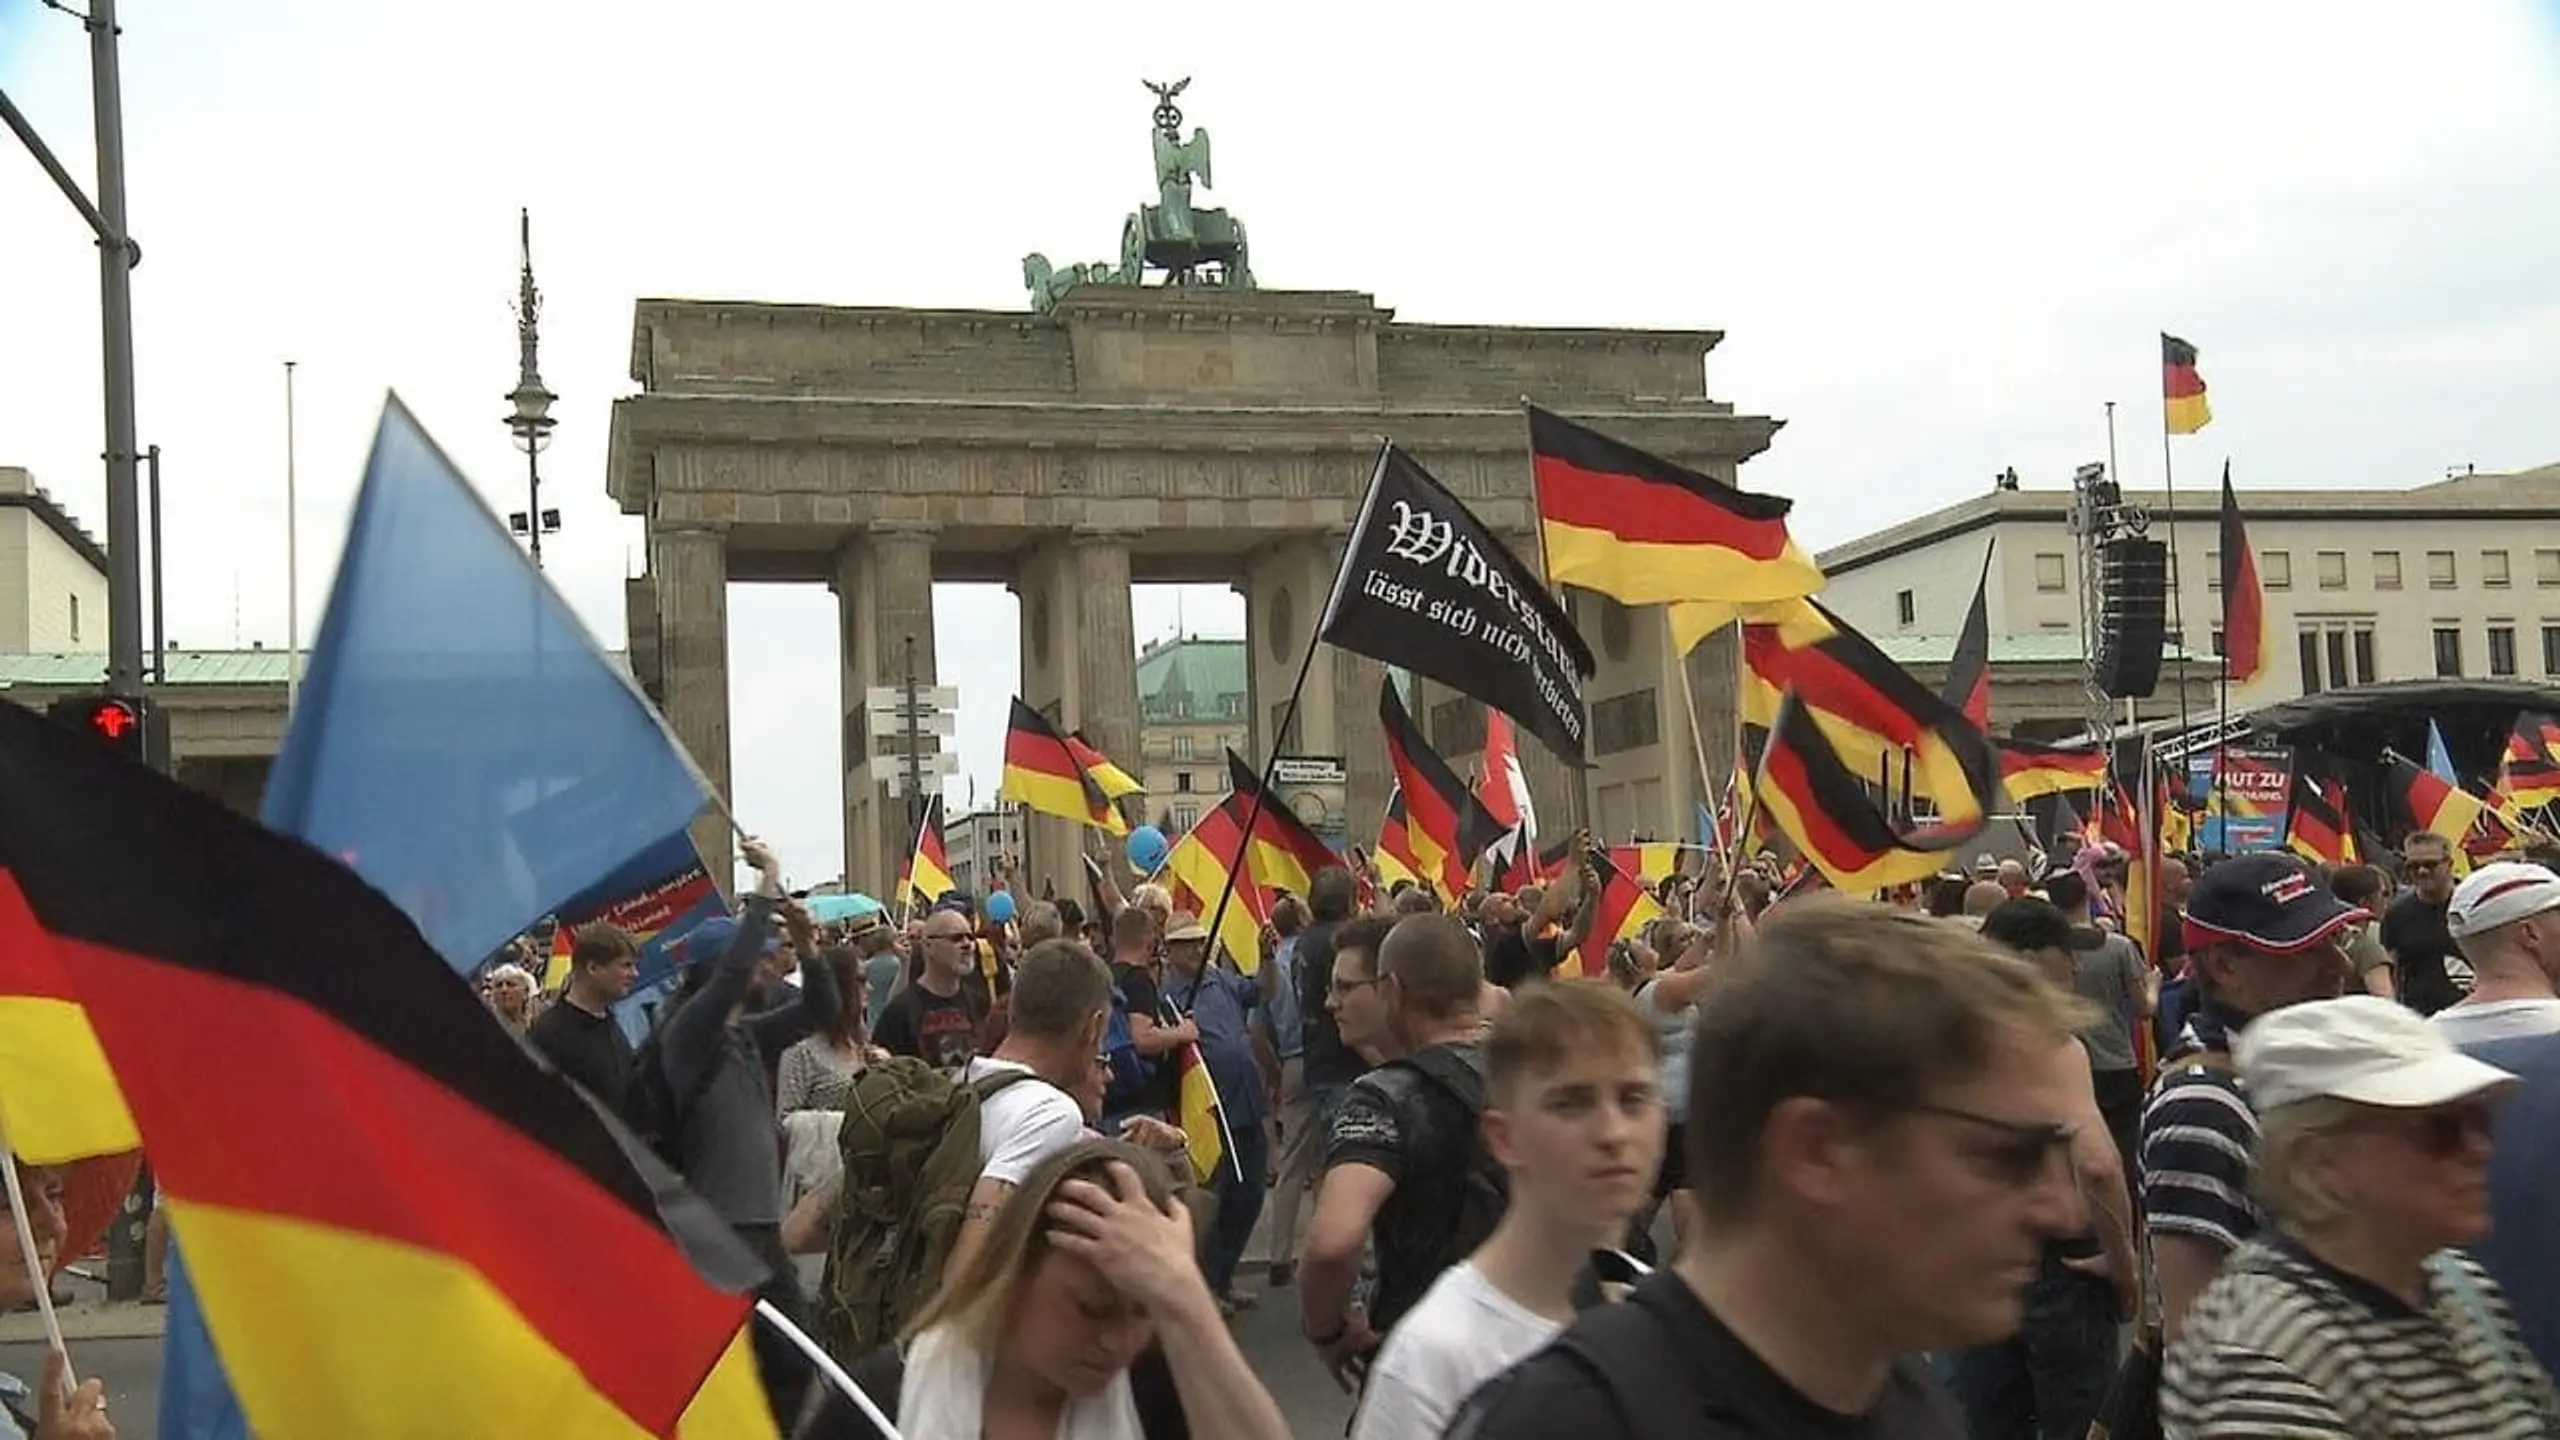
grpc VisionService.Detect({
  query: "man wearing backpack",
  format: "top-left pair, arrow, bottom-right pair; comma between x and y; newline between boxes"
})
1299,914 -> 1504,1390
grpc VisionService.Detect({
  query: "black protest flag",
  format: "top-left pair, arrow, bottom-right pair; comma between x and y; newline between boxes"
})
1319,445 -> 1597,764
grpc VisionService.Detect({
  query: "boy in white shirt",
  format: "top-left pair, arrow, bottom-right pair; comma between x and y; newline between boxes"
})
1351,981 -> 1665,1439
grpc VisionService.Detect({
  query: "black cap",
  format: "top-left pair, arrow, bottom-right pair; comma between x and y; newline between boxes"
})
2183,853 -> 2366,956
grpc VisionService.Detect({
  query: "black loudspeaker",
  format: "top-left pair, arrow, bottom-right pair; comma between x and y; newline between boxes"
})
2095,538 -> 2169,699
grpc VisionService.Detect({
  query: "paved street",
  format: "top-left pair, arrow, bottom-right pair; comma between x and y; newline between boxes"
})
2,1277 -> 1355,1439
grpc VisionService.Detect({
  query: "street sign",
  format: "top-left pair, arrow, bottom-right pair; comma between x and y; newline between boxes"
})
1270,755 -> 1348,787
865,685 -> 958,713
865,710 -> 958,739
869,752 -> 958,783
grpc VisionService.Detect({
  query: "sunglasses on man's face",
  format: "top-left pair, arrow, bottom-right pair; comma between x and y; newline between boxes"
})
2370,1101 -> 2499,1158
1912,1103 -> 2079,1188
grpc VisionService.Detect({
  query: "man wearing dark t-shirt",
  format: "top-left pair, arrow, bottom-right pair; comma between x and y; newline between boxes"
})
873,906 -> 988,1070
1453,900 -> 2095,1439
2383,832 -> 2468,1015
1294,868 -> 1366,1101
528,921 -> 640,1112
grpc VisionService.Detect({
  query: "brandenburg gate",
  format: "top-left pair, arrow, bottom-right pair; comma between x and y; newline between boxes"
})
608,84 -> 1777,892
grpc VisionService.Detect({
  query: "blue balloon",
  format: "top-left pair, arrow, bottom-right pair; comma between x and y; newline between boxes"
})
1126,824 -> 1170,875
985,890 -> 1017,925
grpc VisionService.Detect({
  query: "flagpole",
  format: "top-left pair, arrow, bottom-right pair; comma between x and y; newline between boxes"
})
755,1299 -> 901,1439
0,1107 -> 78,1391
1675,655 -> 1720,840
2213,458 -> 2231,852
1518,399 -> 1592,835
284,359 -> 301,710
2158,395 -> 2193,750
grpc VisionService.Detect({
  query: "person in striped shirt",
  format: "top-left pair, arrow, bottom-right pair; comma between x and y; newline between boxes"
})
2142,854 -> 2365,1344
2163,996 -> 2559,1437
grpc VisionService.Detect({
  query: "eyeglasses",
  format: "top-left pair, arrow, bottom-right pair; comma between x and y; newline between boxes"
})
1913,1103 -> 2079,1187
1328,976 -> 1379,997
2372,1100 -> 2499,1158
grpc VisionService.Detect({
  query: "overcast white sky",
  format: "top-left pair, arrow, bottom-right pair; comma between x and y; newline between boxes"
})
4,1 -> 2557,886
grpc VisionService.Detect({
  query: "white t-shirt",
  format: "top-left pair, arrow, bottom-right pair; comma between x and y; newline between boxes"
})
963,1056 -> 1092,1187
1350,1262 -> 1564,1440
2432,999 -> 2560,1047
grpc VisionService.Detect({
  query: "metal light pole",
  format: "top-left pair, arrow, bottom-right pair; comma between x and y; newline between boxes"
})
0,0 -> 146,698
505,209 -> 559,565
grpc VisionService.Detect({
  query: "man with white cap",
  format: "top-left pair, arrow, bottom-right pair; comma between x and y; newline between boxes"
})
2141,853 -> 2364,1343
2438,862 -> 2560,1378
2432,861 -> 2560,1045
2163,996 -> 2555,1435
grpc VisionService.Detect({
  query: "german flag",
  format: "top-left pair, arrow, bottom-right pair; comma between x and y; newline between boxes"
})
1065,732 -> 1144,802
2497,712 -> 2560,812
1003,697 -> 1129,835
1610,844 -> 1684,886
2162,333 -> 2212,435
0,881 -> 136,1164
1943,548 -> 1994,728
2286,772 -> 2351,866
1756,689 -> 1997,894
1172,1040 -> 1237,1186
1380,678 -> 1503,904
1375,787 -> 1428,895
1740,600 -> 1994,819
0,698 -> 775,1437
1163,753 -> 1340,972
2217,465 -> 2266,686
1997,737 -> 2109,803
1668,594 -> 1834,657
1527,404 -> 1824,609
902,793 -> 958,907
2389,755 -> 2503,872
1563,846 -> 1666,979
1529,834 -> 1579,886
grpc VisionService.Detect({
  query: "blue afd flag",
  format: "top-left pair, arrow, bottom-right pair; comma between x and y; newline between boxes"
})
157,1246 -> 248,1440
2427,719 -> 2460,786
542,827 -> 729,1043
262,395 -> 712,975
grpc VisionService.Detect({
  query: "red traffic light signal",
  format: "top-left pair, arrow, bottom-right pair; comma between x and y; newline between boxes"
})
45,693 -> 161,765
86,698 -> 140,743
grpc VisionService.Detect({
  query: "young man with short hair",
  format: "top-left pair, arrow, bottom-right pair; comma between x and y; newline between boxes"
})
2383,831 -> 2468,1015
1453,897 -> 2092,1438
528,921 -> 641,1111
1301,914 -> 1498,1386
1352,982 -> 1663,1439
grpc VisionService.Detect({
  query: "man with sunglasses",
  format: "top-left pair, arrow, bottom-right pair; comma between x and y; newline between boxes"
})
2382,832 -> 2470,1016
2144,852 -> 2363,1345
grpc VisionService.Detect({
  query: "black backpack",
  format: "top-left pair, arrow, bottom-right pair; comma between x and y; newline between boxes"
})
1372,1045 -> 1508,1326
623,1012 -> 720,1165
1443,1276 -> 1698,1440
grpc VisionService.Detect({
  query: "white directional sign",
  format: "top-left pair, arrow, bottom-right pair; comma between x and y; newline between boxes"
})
866,685 -> 960,740
869,752 -> 959,783
1271,755 -> 1348,787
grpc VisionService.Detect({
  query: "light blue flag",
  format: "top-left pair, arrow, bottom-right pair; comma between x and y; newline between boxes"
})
2427,719 -> 2460,785
261,395 -> 713,975
157,1245 -> 248,1440
1695,802 -> 1718,853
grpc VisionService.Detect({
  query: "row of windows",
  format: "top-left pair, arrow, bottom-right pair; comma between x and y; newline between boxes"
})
2427,621 -> 2560,681
2032,546 -> 2560,594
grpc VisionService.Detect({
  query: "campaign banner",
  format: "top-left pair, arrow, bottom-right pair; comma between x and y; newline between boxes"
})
2189,743 -> 2294,853
542,829 -> 726,1041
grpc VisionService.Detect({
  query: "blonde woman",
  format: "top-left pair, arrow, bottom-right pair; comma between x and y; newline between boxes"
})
481,962 -> 537,1037
2164,995 -> 2560,1437
804,1140 -> 1288,1440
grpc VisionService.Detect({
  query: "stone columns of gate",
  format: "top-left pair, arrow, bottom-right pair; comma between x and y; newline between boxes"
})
834,521 -> 939,898
651,523 -> 734,884
1009,529 -> 1139,901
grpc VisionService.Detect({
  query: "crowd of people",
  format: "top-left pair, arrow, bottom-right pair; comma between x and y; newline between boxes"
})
16,815 -> 2560,1440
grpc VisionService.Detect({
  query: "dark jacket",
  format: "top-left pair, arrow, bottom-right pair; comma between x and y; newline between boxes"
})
660,894 -> 840,1227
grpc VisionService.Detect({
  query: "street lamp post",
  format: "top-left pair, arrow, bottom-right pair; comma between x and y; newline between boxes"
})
505,208 -> 559,566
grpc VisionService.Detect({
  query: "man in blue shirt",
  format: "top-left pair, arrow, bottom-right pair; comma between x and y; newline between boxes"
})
1162,911 -> 1270,1311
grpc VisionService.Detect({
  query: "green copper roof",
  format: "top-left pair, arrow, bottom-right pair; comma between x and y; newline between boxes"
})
0,649 -> 634,687
1136,637 -> 1246,723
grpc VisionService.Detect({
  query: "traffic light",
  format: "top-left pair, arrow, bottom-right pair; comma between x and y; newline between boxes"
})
46,693 -> 168,767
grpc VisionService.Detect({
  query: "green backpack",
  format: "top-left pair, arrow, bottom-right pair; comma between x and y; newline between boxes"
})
818,1057 -> 1041,1359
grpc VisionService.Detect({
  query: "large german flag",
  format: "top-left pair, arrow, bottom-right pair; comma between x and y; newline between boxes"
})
1380,678 -> 1503,904
2217,465 -> 2266,686
1163,753 -> 1341,972
1003,697 -> 1129,835
2497,712 -> 2560,812
2163,333 -> 2212,435
0,699 -> 775,1437
902,793 -> 958,907
1756,689 -> 1998,894
2286,771 -> 2351,866
1740,600 -> 1995,817
0,878 -> 135,1164
1527,405 -> 1824,609
1997,737 -> 2109,803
